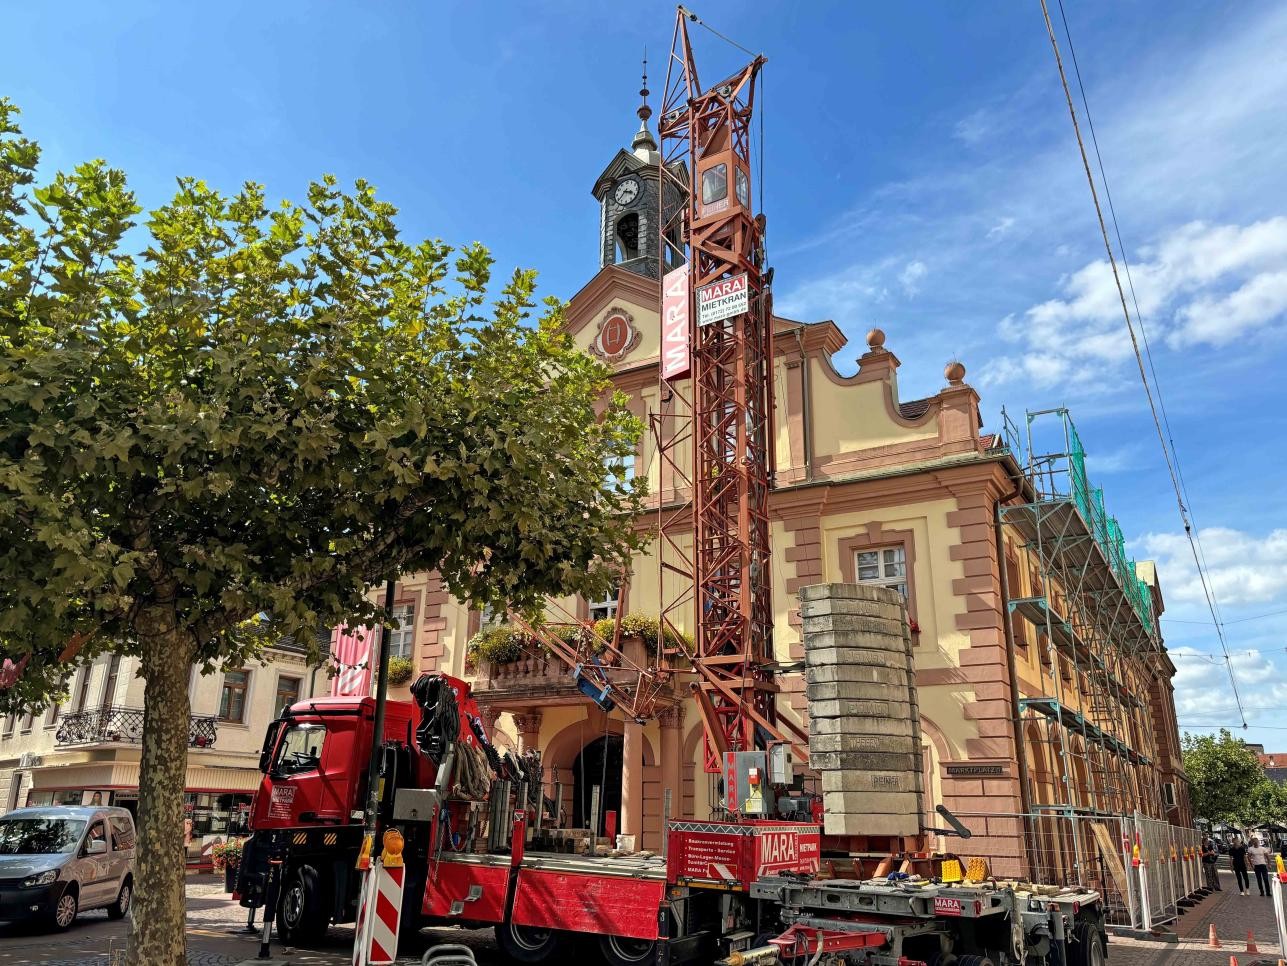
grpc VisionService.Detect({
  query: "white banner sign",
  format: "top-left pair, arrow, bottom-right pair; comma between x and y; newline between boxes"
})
697,273 -> 749,327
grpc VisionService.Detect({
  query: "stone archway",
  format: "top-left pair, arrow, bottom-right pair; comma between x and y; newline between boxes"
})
572,734 -> 624,835
543,715 -> 656,840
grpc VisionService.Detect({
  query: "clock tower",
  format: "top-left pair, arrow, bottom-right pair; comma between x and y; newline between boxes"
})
591,63 -> 684,280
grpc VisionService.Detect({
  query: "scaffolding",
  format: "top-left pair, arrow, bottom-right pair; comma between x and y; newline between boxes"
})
998,408 -> 1169,880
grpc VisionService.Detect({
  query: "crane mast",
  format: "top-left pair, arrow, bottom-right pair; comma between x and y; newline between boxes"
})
658,8 -> 786,773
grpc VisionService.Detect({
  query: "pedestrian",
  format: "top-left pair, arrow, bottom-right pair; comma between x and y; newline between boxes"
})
1247,836 -> 1273,896
1202,836 -> 1222,891
1228,835 -> 1250,895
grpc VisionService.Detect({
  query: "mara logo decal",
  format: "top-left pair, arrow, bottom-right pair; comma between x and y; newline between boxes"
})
933,896 -> 963,916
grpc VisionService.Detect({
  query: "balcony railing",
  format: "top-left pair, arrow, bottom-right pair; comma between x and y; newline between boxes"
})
55,706 -> 219,749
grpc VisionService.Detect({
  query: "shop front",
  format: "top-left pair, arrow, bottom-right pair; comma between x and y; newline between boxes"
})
23,757 -> 261,868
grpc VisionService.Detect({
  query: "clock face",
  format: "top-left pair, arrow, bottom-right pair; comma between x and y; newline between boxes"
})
614,178 -> 640,206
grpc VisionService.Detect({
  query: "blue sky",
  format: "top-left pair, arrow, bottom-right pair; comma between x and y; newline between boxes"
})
4,1 -> 1286,746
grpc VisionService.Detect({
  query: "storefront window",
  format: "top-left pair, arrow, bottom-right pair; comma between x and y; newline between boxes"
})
183,792 -> 254,865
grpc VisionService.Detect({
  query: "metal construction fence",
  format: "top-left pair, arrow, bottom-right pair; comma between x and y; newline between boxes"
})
951,811 -> 1204,929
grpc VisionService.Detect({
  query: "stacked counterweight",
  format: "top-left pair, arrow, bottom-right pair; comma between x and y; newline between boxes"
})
800,583 -> 924,837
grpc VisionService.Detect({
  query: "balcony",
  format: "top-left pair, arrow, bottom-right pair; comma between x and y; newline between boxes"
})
55,706 -> 219,749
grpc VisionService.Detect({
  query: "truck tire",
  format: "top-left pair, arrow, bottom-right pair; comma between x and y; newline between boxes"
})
1068,920 -> 1106,966
598,934 -> 657,966
956,957 -> 993,966
495,921 -> 564,963
278,864 -> 330,944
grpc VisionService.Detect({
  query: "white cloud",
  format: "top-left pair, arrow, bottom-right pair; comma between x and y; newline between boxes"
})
992,217 -> 1287,388
987,217 -> 1016,240
899,260 -> 928,297
1170,646 -> 1287,722
1140,526 -> 1287,608
954,108 -> 992,145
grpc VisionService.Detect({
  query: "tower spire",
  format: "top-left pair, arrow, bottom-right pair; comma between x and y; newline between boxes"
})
632,49 -> 658,160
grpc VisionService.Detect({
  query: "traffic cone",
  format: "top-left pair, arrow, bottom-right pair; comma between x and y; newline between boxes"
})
1209,923 -> 1221,948
1247,931 -> 1259,954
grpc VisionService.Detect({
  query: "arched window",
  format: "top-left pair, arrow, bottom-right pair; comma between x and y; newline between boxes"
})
615,213 -> 640,262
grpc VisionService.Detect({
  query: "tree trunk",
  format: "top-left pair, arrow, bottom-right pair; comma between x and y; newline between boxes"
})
127,608 -> 195,966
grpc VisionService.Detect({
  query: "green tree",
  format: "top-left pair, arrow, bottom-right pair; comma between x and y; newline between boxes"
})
0,99 -> 642,964
1234,779 -> 1287,831
1182,729 -> 1265,827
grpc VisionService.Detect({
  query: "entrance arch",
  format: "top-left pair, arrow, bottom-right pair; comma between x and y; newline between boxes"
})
572,734 -> 624,835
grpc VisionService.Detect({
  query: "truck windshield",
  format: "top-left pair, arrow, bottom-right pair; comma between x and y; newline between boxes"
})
273,722 -> 327,776
0,818 -> 86,854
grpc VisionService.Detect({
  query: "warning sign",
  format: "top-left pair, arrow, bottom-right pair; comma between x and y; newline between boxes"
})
697,273 -> 749,327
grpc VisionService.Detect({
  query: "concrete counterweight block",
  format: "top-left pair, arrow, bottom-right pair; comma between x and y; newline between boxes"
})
801,582 -> 924,839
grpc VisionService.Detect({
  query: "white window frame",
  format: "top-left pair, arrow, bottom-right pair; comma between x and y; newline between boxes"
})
854,546 -> 908,600
604,452 -> 635,492
386,603 -> 416,660
589,585 -> 620,623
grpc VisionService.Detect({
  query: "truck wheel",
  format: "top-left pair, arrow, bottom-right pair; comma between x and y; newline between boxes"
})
495,921 -> 564,963
598,934 -> 657,966
1068,920 -> 1106,966
278,865 -> 330,944
956,957 -> 993,966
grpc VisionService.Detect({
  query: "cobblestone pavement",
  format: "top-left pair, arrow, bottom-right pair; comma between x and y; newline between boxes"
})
0,876 -> 504,965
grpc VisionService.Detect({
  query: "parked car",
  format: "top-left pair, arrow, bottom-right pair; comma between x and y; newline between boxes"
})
0,805 -> 135,931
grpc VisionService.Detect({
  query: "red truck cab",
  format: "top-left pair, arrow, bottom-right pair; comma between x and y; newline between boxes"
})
250,696 -> 424,832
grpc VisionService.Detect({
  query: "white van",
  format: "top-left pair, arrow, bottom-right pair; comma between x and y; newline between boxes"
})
0,805 -> 136,931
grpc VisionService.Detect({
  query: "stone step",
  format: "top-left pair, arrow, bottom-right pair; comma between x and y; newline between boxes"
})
808,698 -> 916,720
822,790 -> 924,813
801,615 -> 910,638
798,597 -> 905,621
822,769 -> 922,794
800,583 -> 904,604
810,750 -> 923,773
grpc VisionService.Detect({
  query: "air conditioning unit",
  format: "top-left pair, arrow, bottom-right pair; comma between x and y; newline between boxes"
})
18,752 -> 42,769
1163,781 -> 1177,808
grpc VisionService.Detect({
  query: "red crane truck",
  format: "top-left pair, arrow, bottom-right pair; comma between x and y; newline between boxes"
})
237,8 -> 1109,964
235,673 -> 1109,966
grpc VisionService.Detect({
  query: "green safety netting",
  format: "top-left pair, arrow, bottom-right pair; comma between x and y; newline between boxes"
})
1037,411 -> 1155,630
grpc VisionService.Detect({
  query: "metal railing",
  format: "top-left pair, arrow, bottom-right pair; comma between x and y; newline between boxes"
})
55,706 -> 218,748
951,810 -> 1203,929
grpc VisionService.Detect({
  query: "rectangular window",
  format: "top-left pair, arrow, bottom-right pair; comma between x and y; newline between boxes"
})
100,654 -> 121,709
589,585 -> 620,623
855,546 -> 908,599
19,710 -> 33,733
386,603 -> 416,660
218,670 -> 250,723
71,666 -> 91,712
275,675 -> 301,713
604,453 -> 635,492
735,165 -> 749,208
701,163 -> 728,206
2,714 -> 14,738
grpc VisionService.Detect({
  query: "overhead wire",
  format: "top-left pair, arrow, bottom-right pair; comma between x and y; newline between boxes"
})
1038,0 -> 1248,728
1052,0 -> 1227,635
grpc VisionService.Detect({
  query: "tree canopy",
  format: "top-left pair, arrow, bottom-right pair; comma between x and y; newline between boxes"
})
0,96 -> 643,963
0,96 -> 644,707
1182,729 -> 1270,827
